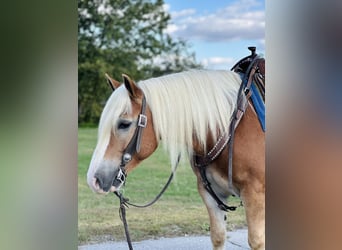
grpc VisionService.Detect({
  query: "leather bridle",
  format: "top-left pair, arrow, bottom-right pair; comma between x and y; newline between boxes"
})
111,92 -> 179,250
113,95 -> 148,190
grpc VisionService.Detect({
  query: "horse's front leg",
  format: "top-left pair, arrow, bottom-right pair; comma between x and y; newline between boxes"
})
241,184 -> 265,250
197,178 -> 227,250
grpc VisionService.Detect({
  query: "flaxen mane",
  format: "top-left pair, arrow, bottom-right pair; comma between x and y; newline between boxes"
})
138,70 -> 241,168
95,70 -> 241,170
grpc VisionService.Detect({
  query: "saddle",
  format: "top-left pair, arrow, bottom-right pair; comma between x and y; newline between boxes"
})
231,46 -> 265,101
231,46 -> 265,131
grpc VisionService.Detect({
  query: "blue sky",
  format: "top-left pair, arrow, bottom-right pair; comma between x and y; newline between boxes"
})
163,0 -> 265,69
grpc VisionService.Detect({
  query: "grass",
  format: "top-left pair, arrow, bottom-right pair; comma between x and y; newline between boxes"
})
78,127 -> 247,245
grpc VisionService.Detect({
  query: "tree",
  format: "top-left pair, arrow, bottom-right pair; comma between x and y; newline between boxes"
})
78,0 -> 201,124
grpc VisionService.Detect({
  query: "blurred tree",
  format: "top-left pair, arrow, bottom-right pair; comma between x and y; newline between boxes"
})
78,0 -> 201,124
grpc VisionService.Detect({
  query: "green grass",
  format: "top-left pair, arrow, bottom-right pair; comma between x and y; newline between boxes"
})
78,127 -> 246,245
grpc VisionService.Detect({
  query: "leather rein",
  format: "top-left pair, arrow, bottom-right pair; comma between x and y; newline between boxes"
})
112,94 -> 179,250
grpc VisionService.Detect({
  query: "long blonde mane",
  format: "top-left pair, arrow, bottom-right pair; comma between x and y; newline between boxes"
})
138,70 -> 241,168
96,70 -> 241,170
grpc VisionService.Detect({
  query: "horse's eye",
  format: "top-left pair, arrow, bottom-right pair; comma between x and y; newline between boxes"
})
118,121 -> 132,130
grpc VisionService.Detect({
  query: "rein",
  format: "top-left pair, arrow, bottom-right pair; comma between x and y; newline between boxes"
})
114,158 -> 179,250
114,157 -> 179,250
111,92 -> 180,250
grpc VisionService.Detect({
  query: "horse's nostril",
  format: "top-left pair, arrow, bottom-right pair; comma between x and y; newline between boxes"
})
94,171 -> 114,192
94,178 -> 100,189
94,173 -> 104,190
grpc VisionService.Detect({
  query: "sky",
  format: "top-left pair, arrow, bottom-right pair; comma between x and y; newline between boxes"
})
163,0 -> 265,70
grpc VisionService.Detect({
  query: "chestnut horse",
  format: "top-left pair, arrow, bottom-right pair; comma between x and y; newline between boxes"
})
87,70 -> 265,250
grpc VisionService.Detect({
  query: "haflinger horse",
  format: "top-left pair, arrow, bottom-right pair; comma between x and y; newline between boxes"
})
87,70 -> 265,250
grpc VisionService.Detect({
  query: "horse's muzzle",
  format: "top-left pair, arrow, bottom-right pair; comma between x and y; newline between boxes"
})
94,168 -> 125,193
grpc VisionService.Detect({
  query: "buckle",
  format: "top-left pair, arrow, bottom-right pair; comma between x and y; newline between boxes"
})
138,114 -> 147,127
116,169 -> 126,185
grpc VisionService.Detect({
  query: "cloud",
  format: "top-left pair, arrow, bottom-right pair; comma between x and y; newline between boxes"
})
167,0 -> 265,42
201,57 -> 236,69
171,8 -> 196,19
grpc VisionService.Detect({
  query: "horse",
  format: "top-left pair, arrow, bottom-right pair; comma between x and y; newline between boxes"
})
87,69 -> 265,250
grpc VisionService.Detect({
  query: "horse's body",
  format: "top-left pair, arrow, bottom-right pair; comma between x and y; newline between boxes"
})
87,70 -> 265,250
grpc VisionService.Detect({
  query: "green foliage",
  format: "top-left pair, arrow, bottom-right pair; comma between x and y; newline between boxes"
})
78,0 -> 202,124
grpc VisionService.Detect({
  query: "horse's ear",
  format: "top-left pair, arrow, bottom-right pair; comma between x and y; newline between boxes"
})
122,74 -> 139,98
105,73 -> 121,91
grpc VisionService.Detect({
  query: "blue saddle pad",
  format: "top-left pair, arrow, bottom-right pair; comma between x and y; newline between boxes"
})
250,83 -> 265,131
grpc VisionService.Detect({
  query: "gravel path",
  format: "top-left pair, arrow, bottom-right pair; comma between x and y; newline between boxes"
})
79,228 -> 250,250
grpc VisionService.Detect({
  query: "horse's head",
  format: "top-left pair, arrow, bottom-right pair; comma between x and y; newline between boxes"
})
87,74 -> 158,194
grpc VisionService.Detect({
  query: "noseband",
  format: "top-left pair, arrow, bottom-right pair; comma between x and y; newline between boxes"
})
115,95 -> 147,189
